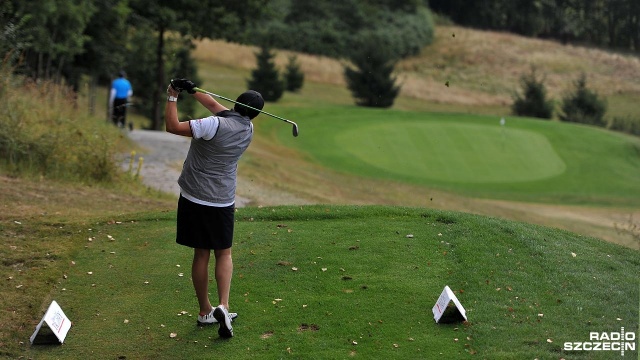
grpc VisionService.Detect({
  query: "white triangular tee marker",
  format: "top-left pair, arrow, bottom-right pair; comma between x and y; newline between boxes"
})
433,285 -> 467,323
30,300 -> 72,344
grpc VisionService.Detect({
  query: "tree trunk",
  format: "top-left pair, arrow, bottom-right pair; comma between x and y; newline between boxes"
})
89,75 -> 97,116
152,26 -> 165,130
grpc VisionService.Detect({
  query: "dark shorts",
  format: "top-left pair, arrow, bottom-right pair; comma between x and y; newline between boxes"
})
112,98 -> 127,126
176,195 -> 235,250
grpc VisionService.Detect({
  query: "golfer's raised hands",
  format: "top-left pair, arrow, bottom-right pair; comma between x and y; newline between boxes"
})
170,78 -> 197,94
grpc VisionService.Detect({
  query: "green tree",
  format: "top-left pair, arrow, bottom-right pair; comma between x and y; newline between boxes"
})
344,37 -> 400,108
0,1 -> 29,66
559,73 -> 607,126
13,0 -> 96,81
128,0 -> 267,130
429,0 -> 639,51
511,67 -> 554,119
247,45 -> 284,102
253,0 -> 434,59
68,0 -> 130,114
283,55 -> 304,92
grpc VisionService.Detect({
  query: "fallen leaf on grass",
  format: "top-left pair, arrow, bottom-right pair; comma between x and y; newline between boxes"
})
277,261 -> 292,266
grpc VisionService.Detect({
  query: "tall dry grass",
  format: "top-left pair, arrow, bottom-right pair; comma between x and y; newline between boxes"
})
193,39 -> 346,86
0,69 -> 124,182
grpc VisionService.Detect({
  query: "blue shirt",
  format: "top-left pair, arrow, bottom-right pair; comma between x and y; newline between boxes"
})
111,78 -> 132,99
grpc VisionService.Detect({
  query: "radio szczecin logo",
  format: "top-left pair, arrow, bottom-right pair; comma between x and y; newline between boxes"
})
564,328 -> 636,356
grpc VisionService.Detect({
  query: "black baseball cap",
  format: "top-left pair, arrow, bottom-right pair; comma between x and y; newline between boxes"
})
234,90 -> 264,119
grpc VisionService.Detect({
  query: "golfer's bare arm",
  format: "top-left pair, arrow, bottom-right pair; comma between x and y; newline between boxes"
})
194,92 -> 228,114
165,86 -> 192,137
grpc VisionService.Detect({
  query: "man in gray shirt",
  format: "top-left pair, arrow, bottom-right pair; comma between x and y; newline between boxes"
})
165,78 -> 264,339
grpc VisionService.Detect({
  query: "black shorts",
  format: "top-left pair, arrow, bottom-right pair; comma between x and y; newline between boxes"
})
176,195 -> 235,250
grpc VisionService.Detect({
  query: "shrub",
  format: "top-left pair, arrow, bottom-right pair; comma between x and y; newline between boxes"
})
511,66 -> 554,119
247,45 -> 284,102
0,70 -> 122,182
559,73 -> 607,126
608,116 -> 640,136
344,37 -> 400,108
284,55 -> 304,92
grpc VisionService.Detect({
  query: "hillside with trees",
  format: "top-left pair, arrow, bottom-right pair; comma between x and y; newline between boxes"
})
1,0 -> 638,130
429,0 -> 639,51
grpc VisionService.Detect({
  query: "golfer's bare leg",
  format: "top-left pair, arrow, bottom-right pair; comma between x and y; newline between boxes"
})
214,248 -> 233,310
192,248 -> 212,315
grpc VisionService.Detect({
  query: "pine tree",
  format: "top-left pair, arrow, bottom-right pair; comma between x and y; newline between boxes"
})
344,40 -> 400,108
511,66 -> 554,119
559,73 -> 607,126
247,45 -> 284,102
284,55 -> 304,92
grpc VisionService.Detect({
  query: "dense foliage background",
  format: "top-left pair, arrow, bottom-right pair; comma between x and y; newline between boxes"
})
1,0 -> 637,128
429,0 -> 639,51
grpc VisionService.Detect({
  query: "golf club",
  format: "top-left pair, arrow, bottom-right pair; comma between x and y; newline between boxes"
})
193,87 -> 299,137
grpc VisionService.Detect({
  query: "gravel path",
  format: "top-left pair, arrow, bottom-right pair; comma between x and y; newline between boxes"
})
121,130 -> 251,207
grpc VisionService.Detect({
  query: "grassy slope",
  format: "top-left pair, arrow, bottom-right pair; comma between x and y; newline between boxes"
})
193,25 -> 640,118
2,24 -> 639,358
21,206 -> 640,359
276,107 -> 640,206
190,26 -> 640,248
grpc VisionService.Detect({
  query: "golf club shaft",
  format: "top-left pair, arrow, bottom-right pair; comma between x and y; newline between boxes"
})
193,87 -> 298,128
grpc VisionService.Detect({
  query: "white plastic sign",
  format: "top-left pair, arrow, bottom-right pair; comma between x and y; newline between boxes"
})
432,285 -> 467,323
30,300 -> 72,344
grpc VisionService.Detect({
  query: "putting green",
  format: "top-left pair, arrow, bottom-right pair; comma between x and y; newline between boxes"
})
335,121 -> 566,183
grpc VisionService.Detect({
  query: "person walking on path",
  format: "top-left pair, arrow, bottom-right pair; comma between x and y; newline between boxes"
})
165,78 -> 264,339
109,70 -> 133,128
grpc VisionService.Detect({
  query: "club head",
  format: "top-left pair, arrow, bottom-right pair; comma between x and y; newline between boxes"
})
292,124 -> 299,137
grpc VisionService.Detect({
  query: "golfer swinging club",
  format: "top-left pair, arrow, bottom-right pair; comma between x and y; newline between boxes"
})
165,78 -> 264,338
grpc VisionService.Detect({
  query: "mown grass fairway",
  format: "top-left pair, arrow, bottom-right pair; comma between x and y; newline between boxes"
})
268,106 -> 640,207
23,206 -> 638,359
337,121 -> 565,183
